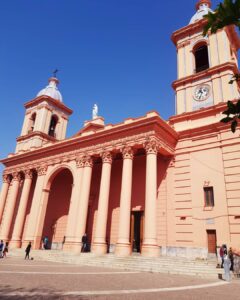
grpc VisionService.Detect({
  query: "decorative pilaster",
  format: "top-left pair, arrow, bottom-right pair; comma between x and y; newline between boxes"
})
115,147 -> 134,256
64,157 -> 85,251
0,174 -> 11,222
11,170 -> 33,248
0,172 -> 21,240
23,166 -> 48,248
92,151 -> 113,254
73,156 -> 93,252
141,140 -> 159,257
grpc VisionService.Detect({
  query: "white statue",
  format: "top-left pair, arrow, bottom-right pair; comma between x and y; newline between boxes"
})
92,104 -> 98,119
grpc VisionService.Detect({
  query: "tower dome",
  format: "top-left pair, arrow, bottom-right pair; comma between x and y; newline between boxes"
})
189,0 -> 213,24
37,77 -> 63,102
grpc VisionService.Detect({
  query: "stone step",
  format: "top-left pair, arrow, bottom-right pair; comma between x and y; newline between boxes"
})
9,249 -> 222,278
12,251 -> 216,265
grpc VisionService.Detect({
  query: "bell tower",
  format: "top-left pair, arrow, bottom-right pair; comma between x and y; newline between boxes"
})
172,0 -> 240,115
16,77 -> 72,153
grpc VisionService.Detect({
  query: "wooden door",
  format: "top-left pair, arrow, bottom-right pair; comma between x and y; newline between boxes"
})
207,230 -> 217,254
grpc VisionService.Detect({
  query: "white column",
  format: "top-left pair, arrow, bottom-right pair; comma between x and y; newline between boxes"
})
11,170 -> 33,248
0,174 -> 11,223
0,172 -> 21,240
64,157 -> 85,251
115,147 -> 134,256
141,140 -> 159,257
92,152 -> 112,255
24,166 -> 47,249
74,156 -> 93,252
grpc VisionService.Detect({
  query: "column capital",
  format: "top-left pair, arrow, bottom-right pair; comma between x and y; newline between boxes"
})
12,172 -> 21,182
24,169 -> 33,179
2,174 -> 11,184
84,156 -> 93,168
76,156 -> 85,168
101,151 -> 113,164
37,165 -> 48,176
144,140 -> 160,155
121,146 -> 134,160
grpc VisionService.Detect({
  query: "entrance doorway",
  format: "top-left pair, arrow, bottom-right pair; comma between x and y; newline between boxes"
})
41,169 -> 73,249
130,211 -> 144,253
207,230 -> 217,254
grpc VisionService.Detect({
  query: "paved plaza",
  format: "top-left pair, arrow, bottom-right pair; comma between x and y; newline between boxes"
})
0,257 -> 240,299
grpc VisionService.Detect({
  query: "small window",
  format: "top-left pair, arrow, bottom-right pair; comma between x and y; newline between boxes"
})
194,44 -> 209,73
204,187 -> 214,207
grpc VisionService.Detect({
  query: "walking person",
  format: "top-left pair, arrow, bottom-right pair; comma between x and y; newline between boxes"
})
81,233 -> 88,253
229,247 -> 234,272
2,242 -> 8,258
25,242 -> 31,260
220,245 -> 225,268
223,252 -> 232,281
0,240 -> 4,258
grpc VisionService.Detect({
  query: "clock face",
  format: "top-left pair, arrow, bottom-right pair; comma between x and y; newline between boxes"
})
193,85 -> 210,101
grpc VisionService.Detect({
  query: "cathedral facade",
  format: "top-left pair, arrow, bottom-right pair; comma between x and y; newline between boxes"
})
1,0 -> 240,258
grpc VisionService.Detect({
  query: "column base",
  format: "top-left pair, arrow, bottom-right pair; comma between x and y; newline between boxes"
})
63,241 -> 82,253
23,236 -> 42,249
141,244 -> 160,257
115,243 -> 131,256
21,240 -> 31,248
92,242 -> 107,255
9,239 -> 22,248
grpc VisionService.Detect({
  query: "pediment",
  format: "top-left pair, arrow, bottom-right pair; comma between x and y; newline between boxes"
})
74,122 -> 104,136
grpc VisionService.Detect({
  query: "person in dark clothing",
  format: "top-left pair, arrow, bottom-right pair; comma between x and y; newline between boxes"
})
25,242 -> 31,260
220,245 -> 225,268
0,240 -> 4,258
3,242 -> 8,258
43,236 -> 48,249
229,247 -> 234,271
81,233 -> 87,253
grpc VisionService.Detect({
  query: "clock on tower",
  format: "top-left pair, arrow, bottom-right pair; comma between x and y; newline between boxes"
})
171,0 -> 240,114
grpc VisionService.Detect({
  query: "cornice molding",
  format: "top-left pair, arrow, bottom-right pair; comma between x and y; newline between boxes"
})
24,95 -> 73,115
171,19 -> 207,45
169,100 -> 238,124
2,131 -> 175,175
172,62 -> 239,90
16,131 -> 57,142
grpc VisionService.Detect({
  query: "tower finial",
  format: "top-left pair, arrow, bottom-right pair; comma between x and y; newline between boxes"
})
53,69 -> 59,78
196,0 -> 211,11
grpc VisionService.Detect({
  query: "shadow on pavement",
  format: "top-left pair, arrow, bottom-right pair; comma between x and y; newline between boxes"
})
0,285 -> 89,299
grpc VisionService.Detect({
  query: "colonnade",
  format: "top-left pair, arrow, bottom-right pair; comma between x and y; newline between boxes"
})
0,140 -> 160,257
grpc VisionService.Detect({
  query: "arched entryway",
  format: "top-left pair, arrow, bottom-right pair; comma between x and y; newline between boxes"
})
41,168 -> 73,249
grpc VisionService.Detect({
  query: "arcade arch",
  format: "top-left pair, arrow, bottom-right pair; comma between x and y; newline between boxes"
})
40,167 -> 73,249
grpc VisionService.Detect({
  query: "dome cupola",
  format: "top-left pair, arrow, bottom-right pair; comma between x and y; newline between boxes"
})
37,77 -> 63,102
189,0 -> 212,24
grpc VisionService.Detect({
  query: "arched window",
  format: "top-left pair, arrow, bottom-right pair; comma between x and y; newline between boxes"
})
194,44 -> 209,73
48,115 -> 58,137
28,112 -> 36,133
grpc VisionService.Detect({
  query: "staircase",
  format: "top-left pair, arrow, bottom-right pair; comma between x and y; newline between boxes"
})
9,249 -> 223,279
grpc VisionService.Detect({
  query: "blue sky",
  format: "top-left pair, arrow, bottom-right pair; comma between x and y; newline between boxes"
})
0,0 -> 220,184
